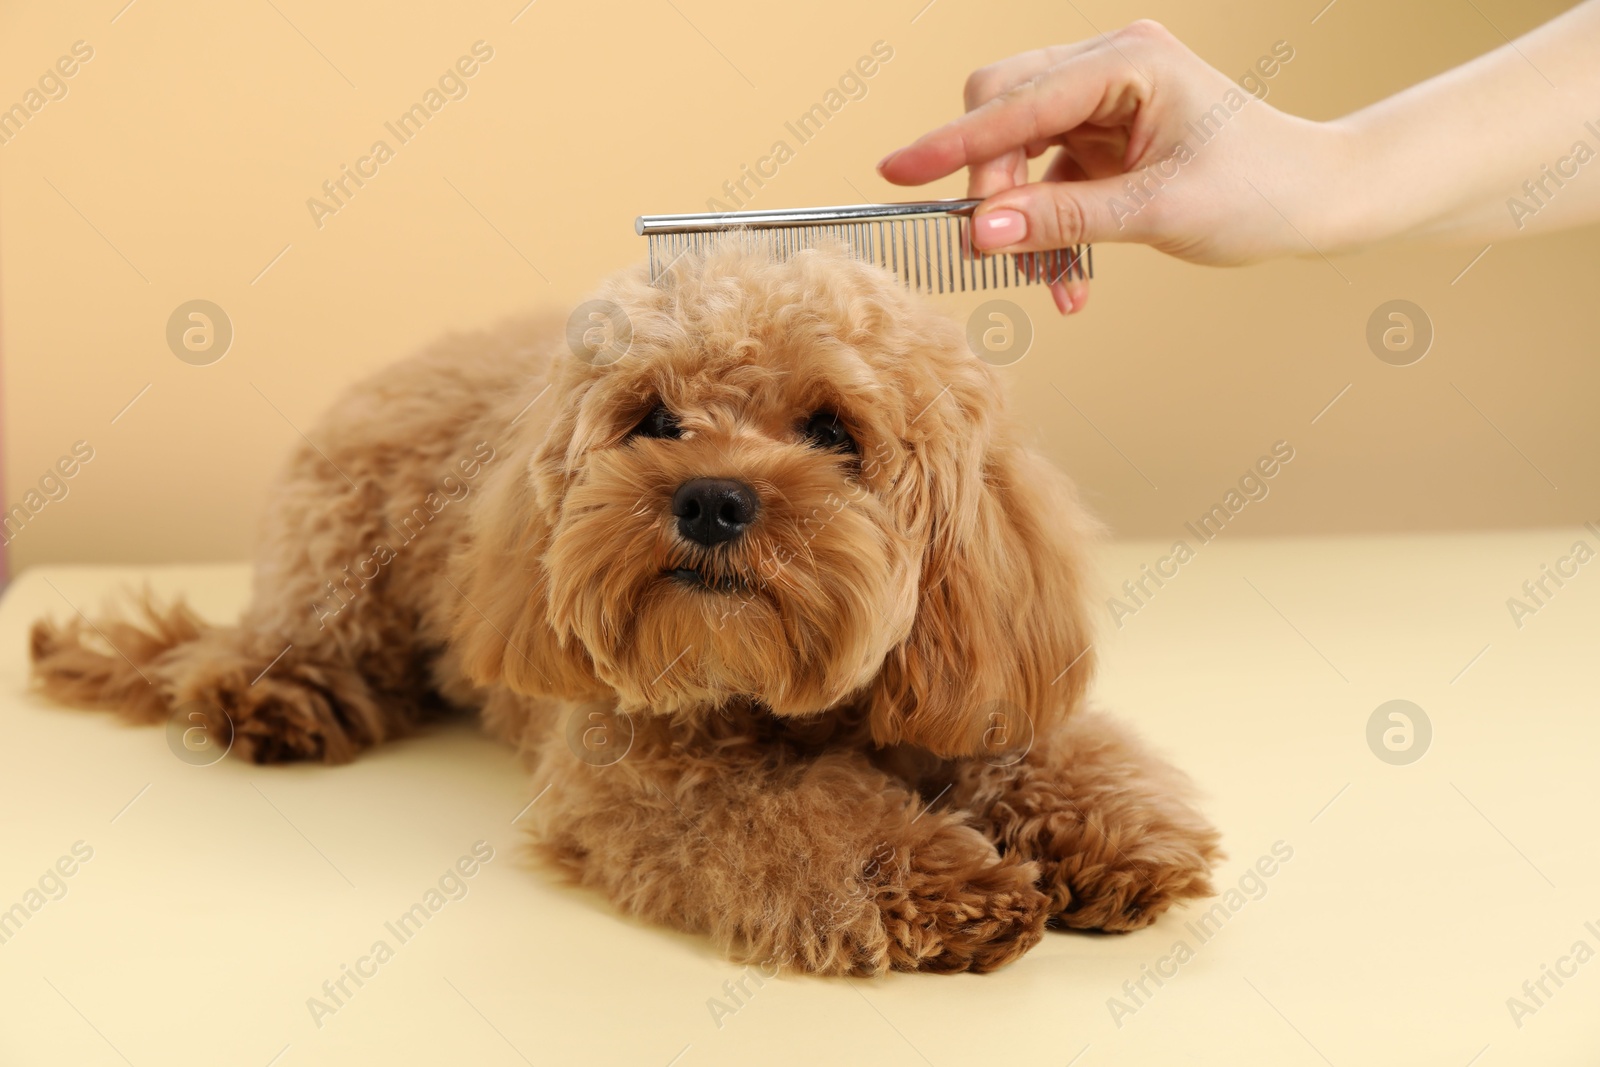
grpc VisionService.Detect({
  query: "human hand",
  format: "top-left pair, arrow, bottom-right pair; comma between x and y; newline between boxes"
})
877,21 -> 1354,314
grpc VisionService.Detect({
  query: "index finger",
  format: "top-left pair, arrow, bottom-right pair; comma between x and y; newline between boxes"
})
961,45 -> 1098,200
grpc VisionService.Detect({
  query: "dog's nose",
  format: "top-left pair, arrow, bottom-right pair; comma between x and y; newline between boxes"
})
672,478 -> 758,546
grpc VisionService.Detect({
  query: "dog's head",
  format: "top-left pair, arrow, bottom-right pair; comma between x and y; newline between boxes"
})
455,244 -> 1097,757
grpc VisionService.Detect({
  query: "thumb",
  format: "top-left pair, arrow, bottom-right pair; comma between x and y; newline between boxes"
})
969,178 -> 1159,253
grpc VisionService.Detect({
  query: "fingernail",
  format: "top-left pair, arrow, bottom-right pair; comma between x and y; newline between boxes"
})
972,209 -> 1026,250
1051,283 -> 1073,315
875,149 -> 901,173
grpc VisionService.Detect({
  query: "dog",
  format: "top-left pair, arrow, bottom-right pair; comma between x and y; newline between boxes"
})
30,243 -> 1220,975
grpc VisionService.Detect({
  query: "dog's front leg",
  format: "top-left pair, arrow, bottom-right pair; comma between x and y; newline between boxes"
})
936,709 -> 1223,932
524,705 -> 1049,976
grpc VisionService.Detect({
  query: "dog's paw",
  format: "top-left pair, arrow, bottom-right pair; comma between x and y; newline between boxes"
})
184,671 -> 361,765
1044,823 -> 1219,932
232,700 -> 335,763
872,824 -> 1049,974
984,781 -> 1221,932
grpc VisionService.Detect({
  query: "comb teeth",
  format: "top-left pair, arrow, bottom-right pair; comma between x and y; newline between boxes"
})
636,200 -> 1093,294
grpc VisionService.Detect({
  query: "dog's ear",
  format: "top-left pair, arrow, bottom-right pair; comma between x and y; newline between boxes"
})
864,435 -> 1098,758
450,437 -> 606,700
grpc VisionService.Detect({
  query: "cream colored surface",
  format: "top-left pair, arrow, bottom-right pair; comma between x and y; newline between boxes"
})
2,532 -> 1596,1066
2,0 -> 1597,572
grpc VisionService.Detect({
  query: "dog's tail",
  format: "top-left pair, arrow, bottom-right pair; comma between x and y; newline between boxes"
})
29,591 -> 206,725
31,589 -> 431,764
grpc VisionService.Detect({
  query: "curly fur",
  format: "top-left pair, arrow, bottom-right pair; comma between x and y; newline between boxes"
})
29,244 -> 1220,974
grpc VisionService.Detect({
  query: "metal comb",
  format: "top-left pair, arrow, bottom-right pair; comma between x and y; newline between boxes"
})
634,199 -> 1093,295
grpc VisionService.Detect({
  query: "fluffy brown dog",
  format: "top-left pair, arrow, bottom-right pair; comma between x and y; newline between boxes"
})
31,244 -> 1220,975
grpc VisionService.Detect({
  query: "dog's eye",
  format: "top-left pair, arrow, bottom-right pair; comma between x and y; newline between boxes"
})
801,411 -> 856,454
630,404 -> 682,440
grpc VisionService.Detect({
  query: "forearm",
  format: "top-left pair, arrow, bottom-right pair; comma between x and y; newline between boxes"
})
1323,0 -> 1600,248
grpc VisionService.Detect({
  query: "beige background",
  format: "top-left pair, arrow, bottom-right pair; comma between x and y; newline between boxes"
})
0,0 -> 1595,570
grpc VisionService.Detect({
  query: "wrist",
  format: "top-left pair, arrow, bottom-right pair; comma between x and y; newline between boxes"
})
1300,113 -> 1407,254
1314,100 -> 1493,252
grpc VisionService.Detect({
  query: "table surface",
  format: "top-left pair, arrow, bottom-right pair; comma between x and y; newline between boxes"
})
2,531 -> 1597,1066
